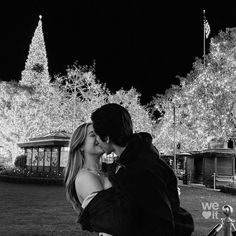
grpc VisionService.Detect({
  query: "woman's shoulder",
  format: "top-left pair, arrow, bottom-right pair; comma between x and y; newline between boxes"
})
75,169 -> 104,202
76,169 -> 102,185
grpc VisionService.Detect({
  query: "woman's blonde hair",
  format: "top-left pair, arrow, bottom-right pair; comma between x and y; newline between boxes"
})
64,122 -> 92,214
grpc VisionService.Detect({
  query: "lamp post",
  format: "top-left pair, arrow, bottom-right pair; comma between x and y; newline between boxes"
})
173,104 -> 177,175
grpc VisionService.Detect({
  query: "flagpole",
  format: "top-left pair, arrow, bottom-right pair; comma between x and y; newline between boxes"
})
203,9 -> 206,67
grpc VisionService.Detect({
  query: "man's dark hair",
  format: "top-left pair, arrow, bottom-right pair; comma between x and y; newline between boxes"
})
91,103 -> 133,147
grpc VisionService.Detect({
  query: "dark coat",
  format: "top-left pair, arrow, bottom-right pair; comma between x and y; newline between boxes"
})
79,132 -> 194,236
78,187 -> 137,236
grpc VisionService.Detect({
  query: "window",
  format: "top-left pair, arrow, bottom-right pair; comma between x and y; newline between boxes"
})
45,148 -> 51,167
52,148 -> 58,168
60,147 -> 69,167
32,148 -> 38,166
38,148 -> 44,166
26,148 -> 32,166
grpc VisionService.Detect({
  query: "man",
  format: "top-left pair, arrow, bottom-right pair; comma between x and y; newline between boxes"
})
90,103 -> 193,235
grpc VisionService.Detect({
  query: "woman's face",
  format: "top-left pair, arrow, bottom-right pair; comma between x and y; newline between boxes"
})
83,124 -> 104,157
95,135 -> 114,155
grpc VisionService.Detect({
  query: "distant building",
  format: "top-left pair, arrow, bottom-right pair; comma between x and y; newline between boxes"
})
18,131 -> 70,173
160,138 -> 236,188
160,152 -> 191,179
188,139 -> 236,187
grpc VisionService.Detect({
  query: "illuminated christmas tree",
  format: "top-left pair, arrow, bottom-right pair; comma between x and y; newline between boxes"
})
20,15 -> 50,89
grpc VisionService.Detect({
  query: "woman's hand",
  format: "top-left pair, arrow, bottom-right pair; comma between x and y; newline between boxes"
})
178,187 -> 181,196
103,176 -> 112,189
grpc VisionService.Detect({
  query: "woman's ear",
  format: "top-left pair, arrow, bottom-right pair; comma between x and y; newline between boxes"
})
105,136 -> 110,144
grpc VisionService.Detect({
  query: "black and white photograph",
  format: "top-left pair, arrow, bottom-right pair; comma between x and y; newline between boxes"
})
0,1 -> 236,236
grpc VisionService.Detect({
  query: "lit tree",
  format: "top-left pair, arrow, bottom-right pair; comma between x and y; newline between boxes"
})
152,86 -> 210,154
20,15 -> 50,91
180,28 -> 236,143
0,81 -> 35,163
39,81 -> 68,133
108,88 -> 155,134
56,65 -> 155,135
152,28 -> 236,154
55,63 -> 109,133
0,78 -> 69,164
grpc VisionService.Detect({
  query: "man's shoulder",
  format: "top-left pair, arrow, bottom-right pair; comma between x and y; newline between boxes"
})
132,151 -> 175,178
135,149 -> 160,165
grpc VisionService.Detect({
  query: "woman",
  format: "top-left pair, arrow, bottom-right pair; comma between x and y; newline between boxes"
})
64,122 -> 112,235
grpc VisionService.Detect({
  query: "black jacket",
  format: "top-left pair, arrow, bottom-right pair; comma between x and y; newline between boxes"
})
78,187 -> 137,236
79,132 -> 194,236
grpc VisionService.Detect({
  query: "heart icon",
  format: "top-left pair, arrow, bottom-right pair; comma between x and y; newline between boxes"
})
202,211 -> 211,219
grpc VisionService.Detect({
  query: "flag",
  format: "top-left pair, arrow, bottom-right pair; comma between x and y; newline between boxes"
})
204,17 -> 210,39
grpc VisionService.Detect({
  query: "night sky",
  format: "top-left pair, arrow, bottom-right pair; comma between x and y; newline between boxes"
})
0,2 -> 235,104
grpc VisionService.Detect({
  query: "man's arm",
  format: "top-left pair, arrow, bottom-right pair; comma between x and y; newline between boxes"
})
78,187 -> 137,236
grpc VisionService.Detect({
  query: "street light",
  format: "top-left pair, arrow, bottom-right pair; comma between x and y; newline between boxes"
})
173,104 -> 177,175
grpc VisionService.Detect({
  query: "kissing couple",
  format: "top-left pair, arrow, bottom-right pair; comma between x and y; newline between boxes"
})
64,103 -> 194,236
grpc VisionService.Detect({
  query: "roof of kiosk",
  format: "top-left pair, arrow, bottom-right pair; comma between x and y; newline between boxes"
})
18,131 -> 71,148
190,148 -> 236,158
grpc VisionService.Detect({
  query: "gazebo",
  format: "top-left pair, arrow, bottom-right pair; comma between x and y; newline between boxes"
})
18,131 -> 71,173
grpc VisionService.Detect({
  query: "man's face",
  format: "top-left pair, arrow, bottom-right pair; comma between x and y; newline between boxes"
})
95,134 -> 114,155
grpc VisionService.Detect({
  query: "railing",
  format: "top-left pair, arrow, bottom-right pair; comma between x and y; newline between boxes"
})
206,205 -> 236,236
212,174 -> 236,190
